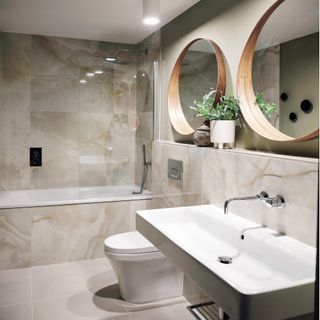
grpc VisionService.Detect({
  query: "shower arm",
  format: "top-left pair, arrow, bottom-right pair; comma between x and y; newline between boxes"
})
115,48 -> 148,58
107,49 -> 148,61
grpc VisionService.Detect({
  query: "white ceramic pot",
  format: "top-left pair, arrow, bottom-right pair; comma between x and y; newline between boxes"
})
210,120 -> 235,148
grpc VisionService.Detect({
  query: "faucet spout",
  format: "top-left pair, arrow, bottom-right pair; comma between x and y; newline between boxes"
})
224,191 -> 285,214
224,191 -> 268,214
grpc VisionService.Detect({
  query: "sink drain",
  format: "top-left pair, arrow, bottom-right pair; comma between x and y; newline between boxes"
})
218,256 -> 232,264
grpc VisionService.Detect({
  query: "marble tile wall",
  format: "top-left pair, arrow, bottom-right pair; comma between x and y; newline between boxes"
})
0,199 -> 151,270
202,149 -> 318,246
0,208 -> 32,270
0,32 -> 140,191
1,33 -> 32,191
151,141 -> 203,208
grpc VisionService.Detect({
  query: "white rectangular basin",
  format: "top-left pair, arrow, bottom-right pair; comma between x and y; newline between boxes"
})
136,205 -> 316,320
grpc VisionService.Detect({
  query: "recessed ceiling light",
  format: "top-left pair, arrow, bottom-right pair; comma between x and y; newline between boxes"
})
80,79 -> 87,84
143,17 -> 160,25
94,70 -> 103,74
86,72 -> 95,77
143,0 -> 160,25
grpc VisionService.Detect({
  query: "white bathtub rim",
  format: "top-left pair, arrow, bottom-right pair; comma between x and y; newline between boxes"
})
0,185 -> 152,210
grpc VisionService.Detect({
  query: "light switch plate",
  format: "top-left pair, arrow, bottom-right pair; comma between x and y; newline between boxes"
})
168,159 -> 183,181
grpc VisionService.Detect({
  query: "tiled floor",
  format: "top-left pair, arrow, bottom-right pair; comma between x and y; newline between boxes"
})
0,258 -> 195,320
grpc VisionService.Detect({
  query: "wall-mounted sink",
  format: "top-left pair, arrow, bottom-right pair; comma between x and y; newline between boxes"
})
136,205 -> 316,320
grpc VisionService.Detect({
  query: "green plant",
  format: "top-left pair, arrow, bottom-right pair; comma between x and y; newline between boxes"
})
189,90 -> 217,120
255,92 -> 277,118
190,91 -> 240,121
209,95 -> 240,120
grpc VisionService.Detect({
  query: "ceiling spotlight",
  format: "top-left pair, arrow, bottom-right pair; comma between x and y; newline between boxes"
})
79,79 -> 87,84
143,17 -> 160,25
143,0 -> 160,25
94,70 -> 103,74
86,72 -> 95,77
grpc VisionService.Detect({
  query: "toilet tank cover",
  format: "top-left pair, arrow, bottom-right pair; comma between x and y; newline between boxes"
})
104,231 -> 159,254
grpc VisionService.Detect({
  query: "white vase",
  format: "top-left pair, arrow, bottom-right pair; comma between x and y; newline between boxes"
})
210,120 -> 235,149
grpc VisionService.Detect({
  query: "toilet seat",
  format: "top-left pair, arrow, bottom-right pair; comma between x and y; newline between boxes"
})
104,231 -> 159,254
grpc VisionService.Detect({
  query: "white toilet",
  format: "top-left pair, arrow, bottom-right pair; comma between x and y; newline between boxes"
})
104,231 -> 183,303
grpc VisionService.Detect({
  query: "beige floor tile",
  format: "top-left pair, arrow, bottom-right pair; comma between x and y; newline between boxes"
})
0,268 -> 31,306
122,296 -> 186,313
33,291 -> 131,320
1,258 -> 191,320
0,302 -> 32,320
32,258 -> 116,301
131,302 -> 194,320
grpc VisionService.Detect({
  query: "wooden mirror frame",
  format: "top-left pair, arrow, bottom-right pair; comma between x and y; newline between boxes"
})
168,38 -> 226,135
237,0 -> 319,141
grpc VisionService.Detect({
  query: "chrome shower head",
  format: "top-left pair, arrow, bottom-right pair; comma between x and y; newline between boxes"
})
105,48 -> 148,64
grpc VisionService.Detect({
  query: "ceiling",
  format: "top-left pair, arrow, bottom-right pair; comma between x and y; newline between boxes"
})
0,0 -> 200,44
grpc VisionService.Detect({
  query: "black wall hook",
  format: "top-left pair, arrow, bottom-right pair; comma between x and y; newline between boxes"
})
289,112 -> 298,122
300,99 -> 313,113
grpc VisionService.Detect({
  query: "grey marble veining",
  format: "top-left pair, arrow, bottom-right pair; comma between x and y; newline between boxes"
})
0,33 -> 32,191
151,142 -> 203,207
0,199 -> 150,270
0,32 -> 141,191
202,148 -> 318,246
31,200 -> 150,266
0,209 -> 32,270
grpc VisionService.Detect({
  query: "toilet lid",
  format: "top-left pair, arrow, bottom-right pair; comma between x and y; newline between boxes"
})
104,231 -> 159,254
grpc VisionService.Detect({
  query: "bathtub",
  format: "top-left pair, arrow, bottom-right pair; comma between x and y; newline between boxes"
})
0,185 -> 152,209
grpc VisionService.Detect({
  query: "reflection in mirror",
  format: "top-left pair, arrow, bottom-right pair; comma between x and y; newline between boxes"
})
179,40 -> 218,130
252,0 -> 319,138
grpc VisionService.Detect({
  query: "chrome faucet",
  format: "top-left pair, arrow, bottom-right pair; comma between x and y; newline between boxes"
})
224,191 -> 285,214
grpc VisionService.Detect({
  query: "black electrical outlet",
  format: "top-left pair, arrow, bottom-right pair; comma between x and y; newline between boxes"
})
30,148 -> 42,167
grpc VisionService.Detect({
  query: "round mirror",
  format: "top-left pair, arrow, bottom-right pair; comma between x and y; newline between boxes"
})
168,38 -> 226,135
237,0 -> 319,141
